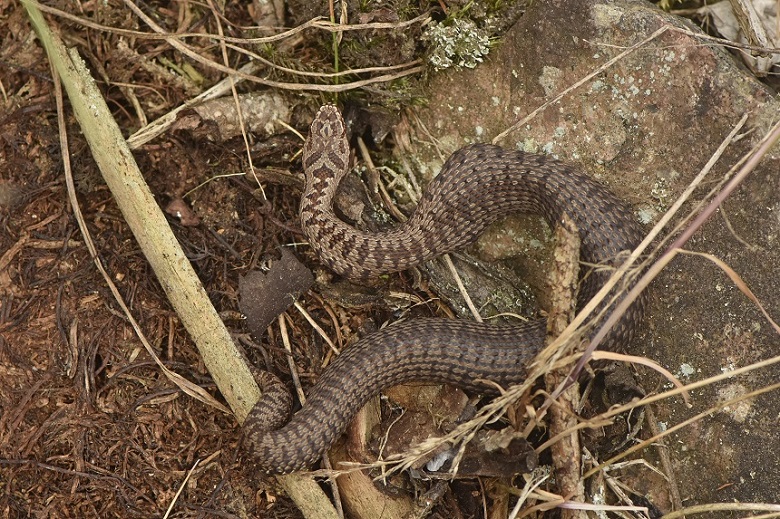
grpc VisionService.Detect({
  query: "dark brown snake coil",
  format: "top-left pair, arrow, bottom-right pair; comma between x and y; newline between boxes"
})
244,105 -> 646,474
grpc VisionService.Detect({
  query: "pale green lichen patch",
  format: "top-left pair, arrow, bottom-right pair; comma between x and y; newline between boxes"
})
424,19 -> 490,70
636,207 -> 656,225
650,175 -> 672,209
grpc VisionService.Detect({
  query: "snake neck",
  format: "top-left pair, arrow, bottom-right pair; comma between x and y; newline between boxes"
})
299,182 -> 430,279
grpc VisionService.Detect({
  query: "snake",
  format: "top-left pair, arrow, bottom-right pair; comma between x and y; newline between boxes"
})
243,105 -> 646,474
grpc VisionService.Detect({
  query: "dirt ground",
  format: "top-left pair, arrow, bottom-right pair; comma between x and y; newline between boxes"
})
1,0 -> 779,518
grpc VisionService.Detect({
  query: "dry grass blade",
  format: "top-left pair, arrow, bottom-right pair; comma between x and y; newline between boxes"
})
26,0 -> 431,44
660,502 -> 780,518
121,0 -> 424,93
507,472 -> 552,519
28,0 -> 426,93
584,380 -> 780,480
586,114 -> 780,364
680,250 -> 780,334
592,351 -> 687,392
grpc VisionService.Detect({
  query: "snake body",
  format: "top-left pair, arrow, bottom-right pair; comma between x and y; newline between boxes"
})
244,105 -> 645,474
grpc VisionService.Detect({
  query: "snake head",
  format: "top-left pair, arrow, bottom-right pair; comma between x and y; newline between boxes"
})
302,105 -> 350,179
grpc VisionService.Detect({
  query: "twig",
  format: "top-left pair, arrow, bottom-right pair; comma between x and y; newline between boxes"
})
644,406 -> 683,512
544,214 -> 585,519
44,10 -> 229,415
443,255 -> 483,322
279,314 -> 305,403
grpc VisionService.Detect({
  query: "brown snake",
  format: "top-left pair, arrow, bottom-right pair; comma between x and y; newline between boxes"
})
244,105 -> 646,474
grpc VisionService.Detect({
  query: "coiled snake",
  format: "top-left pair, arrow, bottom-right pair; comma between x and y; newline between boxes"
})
244,105 -> 645,474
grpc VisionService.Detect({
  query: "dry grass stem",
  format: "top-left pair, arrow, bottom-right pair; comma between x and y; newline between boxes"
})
162,459 -> 200,519
379,166 -> 423,206
279,314 -> 306,403
294,301 -> 340,355
719,205 -> 761,251
542,112 -> 751,409
661,502 -> 780,518
534,417 -> 614,456
508,472 -> 552,519
28,0 -> 430,43
126,61 -> 264,149
443,254 -> 483,322
585,381 -> 780,479
205,1 -> 260,198
225,44 -> 423,78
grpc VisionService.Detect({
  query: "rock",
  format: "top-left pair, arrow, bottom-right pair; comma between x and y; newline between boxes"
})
394,0 -> 780,511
